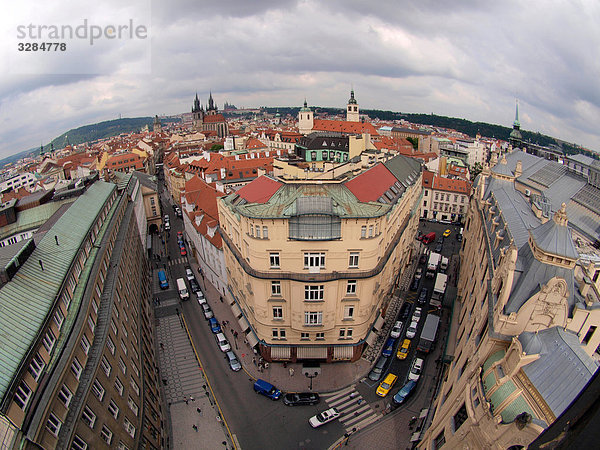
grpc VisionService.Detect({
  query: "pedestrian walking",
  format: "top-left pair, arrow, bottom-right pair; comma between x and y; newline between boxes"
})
233,331 -> 238,339
196,408 -> 201,413
184,396 -> 188,405
220,296 -> 223,303
190,395 -> 195,402
192,424 -> 198,432
253,357 -> 256,366
289,367 -> 295,377
160,343 -> 164,350
349,392 -> 358,399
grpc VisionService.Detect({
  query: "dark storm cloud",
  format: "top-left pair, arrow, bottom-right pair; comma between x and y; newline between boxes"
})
1,0 -> 599,159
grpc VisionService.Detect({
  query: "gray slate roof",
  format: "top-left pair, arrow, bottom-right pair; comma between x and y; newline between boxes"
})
530,217 -> 579,260
519,327 -> 598,418
506,243 -> 576,315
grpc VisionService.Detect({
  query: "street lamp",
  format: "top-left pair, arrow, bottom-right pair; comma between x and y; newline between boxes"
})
305,371 -> 318,390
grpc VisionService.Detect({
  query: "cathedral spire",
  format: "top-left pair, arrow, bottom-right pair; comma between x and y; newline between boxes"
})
513,99 -> 520,128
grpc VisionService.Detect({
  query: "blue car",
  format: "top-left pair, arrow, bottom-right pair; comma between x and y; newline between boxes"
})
208,318 -> 221,334
392,380 -> 417,405
382,338 -> 396,357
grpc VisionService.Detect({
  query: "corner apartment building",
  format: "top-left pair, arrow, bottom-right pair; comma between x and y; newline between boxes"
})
218,154 -> 422,362
419,152 -> 600,449
421,170 -> 471,223
0,180 -> 164,449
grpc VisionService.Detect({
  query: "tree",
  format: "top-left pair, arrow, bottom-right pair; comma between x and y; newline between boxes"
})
406,137 -> 418,150
210,144 -> 224,151
470,162 -> 483,182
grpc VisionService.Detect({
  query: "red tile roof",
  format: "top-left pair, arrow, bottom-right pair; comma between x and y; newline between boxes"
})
183,175 -> 226,248
236,176 -> 282,203
312,119 -> 379,136
433,176 -> 471,193
344,163 -> 397,202
203,114 -> 226,123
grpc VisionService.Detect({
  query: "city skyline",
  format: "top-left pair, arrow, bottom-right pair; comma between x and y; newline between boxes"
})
1,0 -> 599,160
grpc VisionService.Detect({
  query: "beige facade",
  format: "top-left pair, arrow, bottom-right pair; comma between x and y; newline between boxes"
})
218,155 -> 422,362
419,157 -> 600,450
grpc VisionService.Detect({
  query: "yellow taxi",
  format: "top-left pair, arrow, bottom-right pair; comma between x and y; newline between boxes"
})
443,229 -> 452,237
397,339 -> 411,360
376,373 -> 398,397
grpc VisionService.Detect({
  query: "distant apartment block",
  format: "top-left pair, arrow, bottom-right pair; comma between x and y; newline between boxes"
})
421,170 -> 471,223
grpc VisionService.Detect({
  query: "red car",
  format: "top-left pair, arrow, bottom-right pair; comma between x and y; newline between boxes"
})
180,246 -> 187,256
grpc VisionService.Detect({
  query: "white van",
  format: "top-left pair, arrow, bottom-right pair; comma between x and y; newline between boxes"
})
176,278 -> 189,300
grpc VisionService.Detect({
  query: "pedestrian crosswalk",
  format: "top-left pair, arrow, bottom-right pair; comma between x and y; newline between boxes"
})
168,257 -> 187,266
321,386 -> 380,432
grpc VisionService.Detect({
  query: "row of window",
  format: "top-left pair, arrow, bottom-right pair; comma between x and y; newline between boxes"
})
273,328 -> 354,340
270,281 -> 358,298
269,252 -> 361,269
432,203 -> 465,214
272,305 -> 354,321
430,191 -> 466,203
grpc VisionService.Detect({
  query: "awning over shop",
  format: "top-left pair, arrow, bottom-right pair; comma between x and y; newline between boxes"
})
373,315 -> 385,330
297,346 -> 328,359
270,346 -> 291,360
246,332 -> 259,348
238,316 -> 251,332
231,303 -> 242,318
365,330 -> 377,347
332,346 -> 354,360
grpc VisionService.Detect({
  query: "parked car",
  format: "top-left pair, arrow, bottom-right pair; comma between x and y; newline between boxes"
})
435,242 -> 443,253
189,278 -> 200,293
382,338 -> 396,357
309,408 -> 340,428
412,307 -> 422,322
406,321 -> 418,339
202,303 -> 213,319
396,339 -> 411,360
392,380 -> 417,405
376,373 -> 398,397
175,207 -> 183,218
185,267 -> 194,281
409,277 -> 419,291
253,379 -> 281,400
419,253 -> 428,264
408,358 -> 424,381
390,321 -> 404,339
225,351 -> 241,371
399,303 -> 411,321
215,332 -> 231,352
283,392 -> 320,406
418,288 -> 428,305
414,267 -> 423,280
180,245 -> 187,256
368,356 -> 389,381
196,290 -> 206,305
208,317 -> 221,333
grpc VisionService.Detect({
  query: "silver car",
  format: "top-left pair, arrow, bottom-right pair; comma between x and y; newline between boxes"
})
202,303 -> 214,319
225,351 -> 242,371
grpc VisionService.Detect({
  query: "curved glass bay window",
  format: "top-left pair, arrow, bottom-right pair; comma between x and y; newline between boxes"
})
289,196 -> 341,240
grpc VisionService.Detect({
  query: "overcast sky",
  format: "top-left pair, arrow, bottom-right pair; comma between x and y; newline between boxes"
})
1,0 -> 599,160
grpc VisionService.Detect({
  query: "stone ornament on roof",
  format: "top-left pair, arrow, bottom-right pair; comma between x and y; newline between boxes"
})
553,203 -> 568,227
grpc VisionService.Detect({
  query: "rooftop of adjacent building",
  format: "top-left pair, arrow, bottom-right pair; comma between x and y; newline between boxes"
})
224,153 -> 421,220
0,181 -> 116,402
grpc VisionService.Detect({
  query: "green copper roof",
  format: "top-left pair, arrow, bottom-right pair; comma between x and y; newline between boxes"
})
227,183 -> 392,219
0,182 -> 116,403
482,349 -> 506,374
500,394 -> 536,424
483,371 -> 497,392
489,379 -> 518,412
